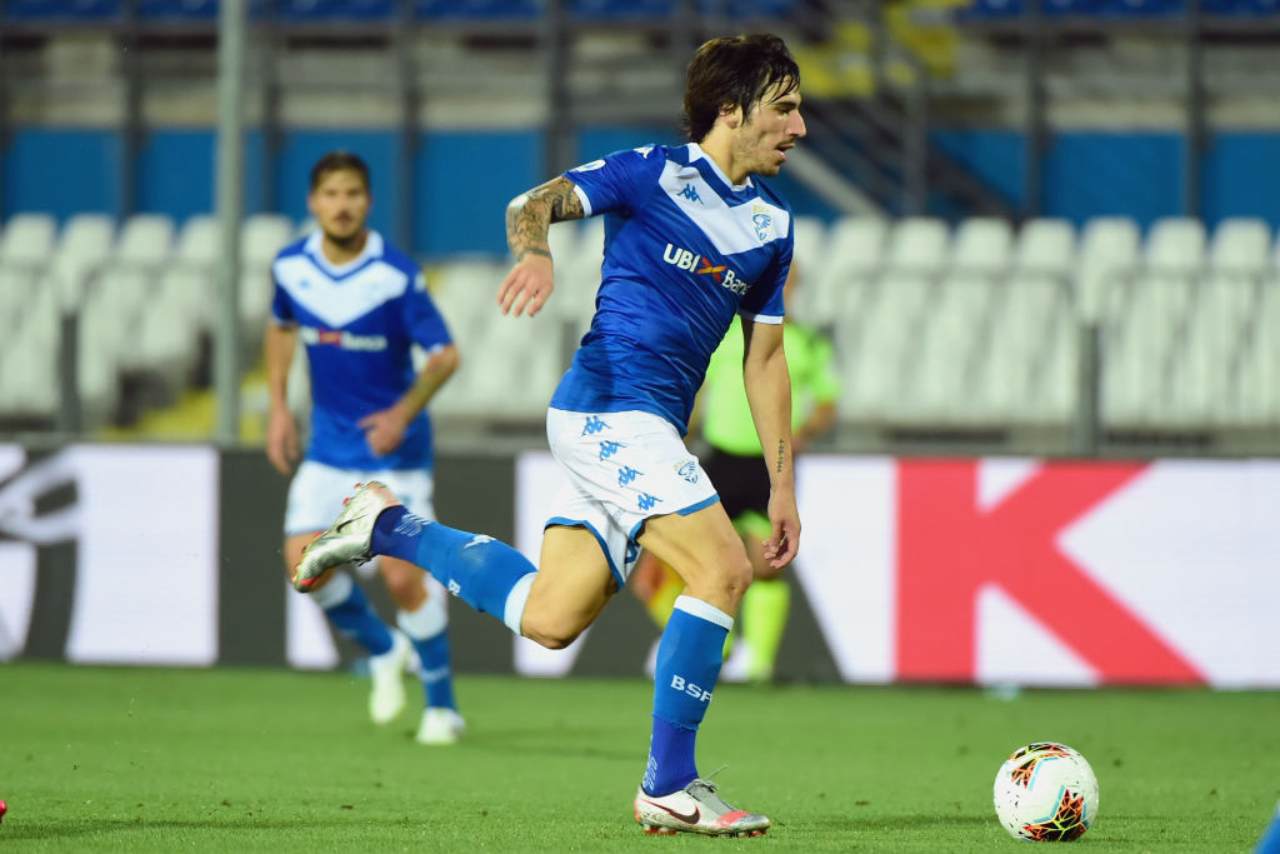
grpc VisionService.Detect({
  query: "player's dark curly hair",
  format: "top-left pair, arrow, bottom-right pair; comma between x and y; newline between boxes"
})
682,34 -> 800,143
309,151 -> 371,192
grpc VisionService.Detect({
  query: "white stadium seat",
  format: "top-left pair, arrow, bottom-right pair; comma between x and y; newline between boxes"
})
1078,217 -> 1140,323
1144,217 -> 1206,273
1209,218 -> 1271,274
0,213 -> 57,269
949,217 -> 1012,276
1014,219 -> 1076,277
885,217 -> 949,277
115,215 -> 175,269
242,215 -> 294,270
819,217 -> 888,322
176,215 -> 221,267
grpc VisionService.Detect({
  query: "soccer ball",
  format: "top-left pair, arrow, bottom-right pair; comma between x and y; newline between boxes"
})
993,742 -> 1099,842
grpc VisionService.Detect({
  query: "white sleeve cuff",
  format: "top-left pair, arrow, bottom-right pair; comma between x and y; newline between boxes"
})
572,183 -> 593,218
739,310 -> 784,325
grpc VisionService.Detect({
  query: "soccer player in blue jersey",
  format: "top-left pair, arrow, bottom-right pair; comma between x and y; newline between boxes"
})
265,152 -> 465,745
293,35 -> 805,835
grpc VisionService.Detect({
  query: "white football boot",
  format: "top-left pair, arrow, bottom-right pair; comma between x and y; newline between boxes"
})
293,481 -> 402,592
368,631 -> 412,725
633,779 -> 770,837
415,707 -> 467,746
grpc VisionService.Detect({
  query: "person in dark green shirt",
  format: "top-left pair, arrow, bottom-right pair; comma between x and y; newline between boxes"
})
631,263 -> 840,681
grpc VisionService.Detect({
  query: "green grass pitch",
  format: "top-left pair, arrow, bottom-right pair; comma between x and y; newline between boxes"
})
3,663 -> 1277,851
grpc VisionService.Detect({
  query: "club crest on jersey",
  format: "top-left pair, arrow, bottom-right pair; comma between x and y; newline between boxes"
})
751,204 -> 775,242
662,244 -> 749,296
676,460 -> 699,484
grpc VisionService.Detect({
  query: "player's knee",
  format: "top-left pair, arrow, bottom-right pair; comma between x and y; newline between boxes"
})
384,575 -> 425,609
521,614 -> 583,650
723,556 -> 754,602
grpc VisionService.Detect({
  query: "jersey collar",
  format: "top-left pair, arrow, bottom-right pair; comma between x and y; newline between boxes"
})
686,142 -> 753,193
304,229 -> 384,279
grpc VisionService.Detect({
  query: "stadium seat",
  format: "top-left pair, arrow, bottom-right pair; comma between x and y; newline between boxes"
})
949,217 -> 1013,276
242,214 -> 294,270
414,0 -> 540,19
819,217 -> 887,322
50,214 -> 115,308
115,215 -> 175,269
1144,217 -> 1206,274
276,0 -> 395,20
176,215 -> 220,267
1077,217 -> 1140,323
0,213 -> 57,270
1013,219 -> 1076,278
838,271 -> 934,424
885,218 -> 950,277
1209,218 -> 1271,274
787,216 -> 829,325
4,0 -> 121,20
556,218 -> 606,341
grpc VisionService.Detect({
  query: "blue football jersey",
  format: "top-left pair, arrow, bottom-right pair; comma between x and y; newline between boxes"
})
271,230 -> 452,471
553,142 -> 792,435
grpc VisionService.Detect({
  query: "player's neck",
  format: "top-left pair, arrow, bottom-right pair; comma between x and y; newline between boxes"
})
320,229 -> 370,266
696,134 -> 749,187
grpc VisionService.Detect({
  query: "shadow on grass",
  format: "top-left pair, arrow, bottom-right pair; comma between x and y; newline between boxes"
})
2,817 -> 357,841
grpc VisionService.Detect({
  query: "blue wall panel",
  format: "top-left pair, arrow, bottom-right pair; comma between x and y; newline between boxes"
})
1202,132 -> 1280,228
1043,132 -> 1184,228
3,129 -> 119,218
415,131 -> 541,257
4,126 -> 1278,251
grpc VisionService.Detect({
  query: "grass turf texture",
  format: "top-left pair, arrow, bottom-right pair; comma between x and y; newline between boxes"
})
3,663 -> 1277,852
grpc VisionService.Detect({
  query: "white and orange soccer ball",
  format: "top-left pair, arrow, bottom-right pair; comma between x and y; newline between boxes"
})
993,742 -> 1099,842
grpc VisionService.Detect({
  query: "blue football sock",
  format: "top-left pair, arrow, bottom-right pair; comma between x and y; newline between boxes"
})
398,596 -> 457,711
372,506 -> 537,634
643,595 -> 733,797
312,572 -> 393,656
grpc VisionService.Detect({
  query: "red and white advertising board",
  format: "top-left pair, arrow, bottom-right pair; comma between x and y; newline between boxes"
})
518,452 -> 1280,688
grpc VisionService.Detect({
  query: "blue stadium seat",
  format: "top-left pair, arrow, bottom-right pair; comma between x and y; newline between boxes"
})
569,0 -> 673,18
957,0 -> 1023,19
1098,0 -> 1185,15
138,0 -> 219,19
414,0 -> 539,19
276,0 -> 395,20
1204,0 -> 1280,12
4,0 -> 121,20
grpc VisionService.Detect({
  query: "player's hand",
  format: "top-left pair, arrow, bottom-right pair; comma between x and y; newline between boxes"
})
266,407 -> 300,476
497,254 -> 554,317
359,407 -> 409,457
763,486 -> 801,570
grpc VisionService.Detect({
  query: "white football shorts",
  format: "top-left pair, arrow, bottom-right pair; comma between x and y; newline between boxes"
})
285,460 -> 436,538
544,407 -> 720,587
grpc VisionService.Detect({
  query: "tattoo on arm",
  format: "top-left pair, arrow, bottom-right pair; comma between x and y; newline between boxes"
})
776,440 -> 786,474
506,176 -> 585,262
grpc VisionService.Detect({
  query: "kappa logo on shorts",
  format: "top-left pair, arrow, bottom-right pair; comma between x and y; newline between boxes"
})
617,465 -> 643,487
599,440 -> 626,461
637,492 -> 662,511
676,460 -> 699,484
463,534 -> 494,549
581,416 -> 611,436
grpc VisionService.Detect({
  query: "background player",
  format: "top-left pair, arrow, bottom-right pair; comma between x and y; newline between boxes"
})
632,261 -> 839,682
292,35 -> 805,835
265,151 -> 465,745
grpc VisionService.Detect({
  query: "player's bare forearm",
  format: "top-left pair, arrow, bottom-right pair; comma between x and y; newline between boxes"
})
393,345 -> 459,421
505,176 -> 585,262
264,323 -> 297,411
742,324 -> 795,492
